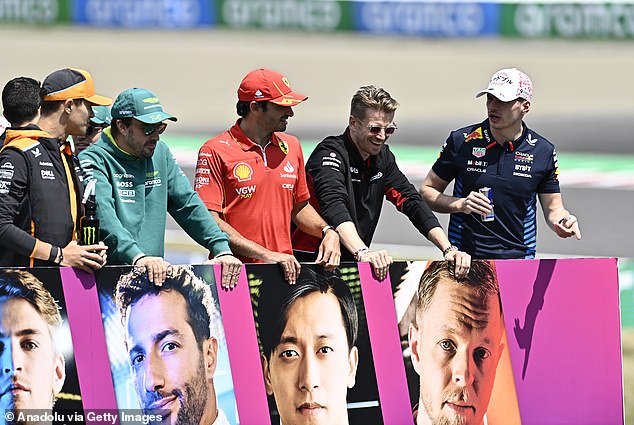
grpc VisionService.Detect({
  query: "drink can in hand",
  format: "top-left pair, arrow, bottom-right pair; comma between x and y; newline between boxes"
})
479,187 -> 494,222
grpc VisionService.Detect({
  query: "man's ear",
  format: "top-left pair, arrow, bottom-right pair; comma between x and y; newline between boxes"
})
52,354 -> 66,395
261,354 -> 274,396
63,99 -> 74,114
522,100 -> 531,114
203,337 -> 219,381
346,346 -> 359,389
408,321 -> 423,375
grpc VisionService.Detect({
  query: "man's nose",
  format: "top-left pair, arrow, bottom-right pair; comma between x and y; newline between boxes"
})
451,351 -> 475,389
298,353 -> 320,392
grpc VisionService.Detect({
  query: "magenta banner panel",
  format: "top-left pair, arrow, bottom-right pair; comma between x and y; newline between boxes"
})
359,262 -> 413,425
60,267 -> 118,413
496,258 -> 623,425
215,264 -> 271,425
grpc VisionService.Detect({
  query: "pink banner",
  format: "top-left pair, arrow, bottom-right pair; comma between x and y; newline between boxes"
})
359,262 -> 413,425
214,264 -> 271,425
496,258 -> 623,425
60,267 -> 118,415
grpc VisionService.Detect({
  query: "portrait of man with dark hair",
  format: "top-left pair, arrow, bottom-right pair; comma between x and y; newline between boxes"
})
111,265 -> 233,425
254,266 -> 383,425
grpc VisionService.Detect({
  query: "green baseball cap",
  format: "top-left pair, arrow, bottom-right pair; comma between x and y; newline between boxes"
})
90,106 -> 112,126
111,88 -> 177,124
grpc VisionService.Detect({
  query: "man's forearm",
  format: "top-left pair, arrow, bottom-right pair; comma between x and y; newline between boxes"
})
210,211 -> 274,261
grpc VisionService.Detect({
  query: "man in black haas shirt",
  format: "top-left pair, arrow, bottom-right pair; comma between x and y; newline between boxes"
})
292,85 -> 470,280
0,68 -> 110,269
420,68 -> 581,259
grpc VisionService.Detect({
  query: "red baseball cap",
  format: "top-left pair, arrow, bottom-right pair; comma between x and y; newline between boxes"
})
238,69 -> 307,107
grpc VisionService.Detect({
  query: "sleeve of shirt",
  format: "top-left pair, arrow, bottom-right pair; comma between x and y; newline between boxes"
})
306,137 -> 353,227
537,147 -> 561,194
0,149 -> 39,257
194,143 -> 225,212
382,146 -> 441,237
293,141 -> 310,204
431,132 -> 460,183
79,150 -> 144,263
165,147 -> 231,256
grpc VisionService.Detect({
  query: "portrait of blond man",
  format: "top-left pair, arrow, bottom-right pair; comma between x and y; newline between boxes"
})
408,260 -> 504,425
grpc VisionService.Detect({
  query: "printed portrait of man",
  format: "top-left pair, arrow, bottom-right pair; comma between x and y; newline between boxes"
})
115,265 -> 229,425
408,260 -> 504,425
256,268 -> 360,425
0,269 -> 66,419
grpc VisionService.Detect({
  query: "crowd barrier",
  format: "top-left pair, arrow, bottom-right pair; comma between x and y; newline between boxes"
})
0,258 -> 623,424
3,0 -> 634,39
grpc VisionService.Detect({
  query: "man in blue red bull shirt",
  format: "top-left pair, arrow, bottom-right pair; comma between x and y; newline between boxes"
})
420,68 -> 581,259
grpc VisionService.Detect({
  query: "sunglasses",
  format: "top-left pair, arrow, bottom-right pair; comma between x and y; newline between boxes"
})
366,123 -> 397,136
141,122 -> 167,136
86,124 -> 107,137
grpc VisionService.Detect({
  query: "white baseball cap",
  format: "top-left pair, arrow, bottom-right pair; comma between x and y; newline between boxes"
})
476,68 -> 533,102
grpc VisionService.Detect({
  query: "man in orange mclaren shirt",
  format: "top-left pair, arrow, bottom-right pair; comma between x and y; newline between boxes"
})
0,68 -> 109,270
195,69 -> 339,284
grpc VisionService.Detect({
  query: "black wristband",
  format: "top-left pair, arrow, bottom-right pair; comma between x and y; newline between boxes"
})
443,245 -> 458,257
48,246 -> 59,263
133,255 -> 147,265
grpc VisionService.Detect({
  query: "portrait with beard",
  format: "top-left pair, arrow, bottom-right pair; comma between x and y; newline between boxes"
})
102,265 -> 233,425
404,260 -> 506,425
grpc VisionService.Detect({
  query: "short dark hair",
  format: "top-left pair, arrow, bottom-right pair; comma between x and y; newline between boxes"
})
415,260 -> 500,317
115,265 -> 220,344
2,77 -> 41,126
236,100 -> 268,117
257,268 -> 358,360
110,117 -> 131,138
350,85 -> 399,120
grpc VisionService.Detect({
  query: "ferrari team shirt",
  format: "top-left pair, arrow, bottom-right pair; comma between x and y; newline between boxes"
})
195,120 -> 310,263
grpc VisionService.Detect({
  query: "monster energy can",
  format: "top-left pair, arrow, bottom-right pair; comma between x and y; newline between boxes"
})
479,187 -> 494,222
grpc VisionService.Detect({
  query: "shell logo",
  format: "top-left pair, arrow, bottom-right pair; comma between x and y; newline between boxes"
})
233,162 -> 253,182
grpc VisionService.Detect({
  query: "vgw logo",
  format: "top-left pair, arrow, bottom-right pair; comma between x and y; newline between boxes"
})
235,185 -> 256,199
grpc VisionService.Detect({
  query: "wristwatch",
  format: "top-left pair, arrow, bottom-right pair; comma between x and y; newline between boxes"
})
322,225 -> 337,237
354,247 -> 369,261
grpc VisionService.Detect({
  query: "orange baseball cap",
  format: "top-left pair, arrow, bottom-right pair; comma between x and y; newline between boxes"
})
238,69 -> 307,107
41,68 -> 112,106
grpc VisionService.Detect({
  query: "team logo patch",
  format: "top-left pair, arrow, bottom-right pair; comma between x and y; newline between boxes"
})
527,133 -> 538,146
284,161 -> 294,173
279,140 -> 289,155
464,127 -> 483,143
472,147 -> 486,158
233,162 -> 253,182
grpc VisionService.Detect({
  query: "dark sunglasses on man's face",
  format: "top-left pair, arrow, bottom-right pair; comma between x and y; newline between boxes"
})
86,124 -> 107,137
143,122 -> 167,136
366,124 -> 397,136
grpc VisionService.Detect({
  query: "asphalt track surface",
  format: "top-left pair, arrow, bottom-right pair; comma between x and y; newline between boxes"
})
2,26 -> 633,259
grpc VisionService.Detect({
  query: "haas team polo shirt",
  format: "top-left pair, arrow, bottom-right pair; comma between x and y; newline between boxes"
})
195,120 -> 310,263
432,119 -> 560,259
